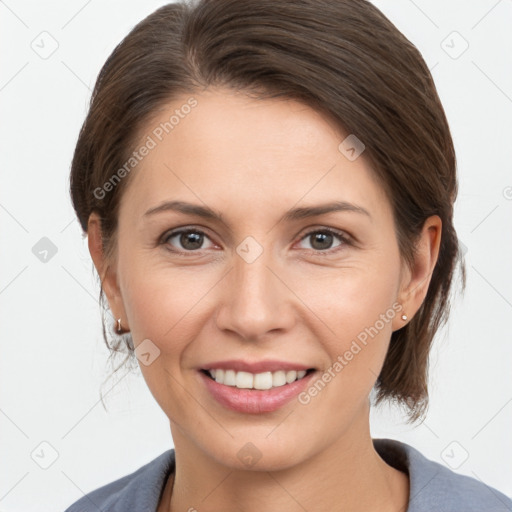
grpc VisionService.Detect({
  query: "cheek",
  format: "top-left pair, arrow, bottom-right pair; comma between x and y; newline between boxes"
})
118,253 -> 226,365
299,260 -> 400,338
296,258 -> 401,389
117,261 -> 220,415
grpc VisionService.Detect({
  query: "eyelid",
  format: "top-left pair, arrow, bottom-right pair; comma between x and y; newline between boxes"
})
294,226 -> 353,252
160,225 -> 353,254
160,226 -> 219,250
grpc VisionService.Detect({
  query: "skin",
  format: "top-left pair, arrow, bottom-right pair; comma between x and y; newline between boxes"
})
88,88 -> 441,512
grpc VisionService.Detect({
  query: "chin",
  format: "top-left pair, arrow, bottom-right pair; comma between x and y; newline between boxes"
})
202,435 -> 309,473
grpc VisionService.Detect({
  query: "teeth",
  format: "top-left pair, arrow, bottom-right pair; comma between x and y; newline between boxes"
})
224,369 -> 236,386
272,370 -> 287,387
236,371 -> 254,389
254,372 -> 273,390
285,370 -> 297,383
206,368 -> 310,389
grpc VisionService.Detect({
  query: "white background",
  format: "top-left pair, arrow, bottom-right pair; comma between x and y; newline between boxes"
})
1,0 -> 511,510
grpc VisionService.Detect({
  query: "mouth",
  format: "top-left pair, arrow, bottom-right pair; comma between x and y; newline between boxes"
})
198,364 -> 317,414
200,368 -> 316,390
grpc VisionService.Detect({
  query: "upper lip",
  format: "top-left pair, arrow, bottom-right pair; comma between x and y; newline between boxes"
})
201,359 -> 314,373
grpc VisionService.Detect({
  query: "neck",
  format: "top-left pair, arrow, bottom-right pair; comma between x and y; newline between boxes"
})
163,411 -> 409,512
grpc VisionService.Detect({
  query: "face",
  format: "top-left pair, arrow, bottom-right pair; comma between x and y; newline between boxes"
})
94,88 -> 424,471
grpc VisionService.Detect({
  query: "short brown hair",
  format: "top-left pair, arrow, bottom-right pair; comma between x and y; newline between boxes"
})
70,0 -> 466,423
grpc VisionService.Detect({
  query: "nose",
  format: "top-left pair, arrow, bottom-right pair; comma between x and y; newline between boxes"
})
214,249 -> 296,342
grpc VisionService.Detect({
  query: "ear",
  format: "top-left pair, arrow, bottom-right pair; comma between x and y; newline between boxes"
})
392,215 -> 442,331
87,212 -> 129,330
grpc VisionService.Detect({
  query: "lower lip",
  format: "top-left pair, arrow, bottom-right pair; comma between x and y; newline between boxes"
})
199,371 -> 316,414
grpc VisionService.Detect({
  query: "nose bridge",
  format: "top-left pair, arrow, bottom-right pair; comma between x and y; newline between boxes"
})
215,244 -> 294,340
235,251 -> 273,305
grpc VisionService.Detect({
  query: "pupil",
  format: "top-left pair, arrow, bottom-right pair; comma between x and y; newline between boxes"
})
311,232 -> 332,250
181,232 -> 203,250
178,232 -> 334,251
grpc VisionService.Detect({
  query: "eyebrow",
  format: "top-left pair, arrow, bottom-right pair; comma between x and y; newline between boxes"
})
143,200 -> 371,223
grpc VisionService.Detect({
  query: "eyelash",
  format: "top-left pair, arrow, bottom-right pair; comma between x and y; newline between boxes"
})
160,226 -> 352,256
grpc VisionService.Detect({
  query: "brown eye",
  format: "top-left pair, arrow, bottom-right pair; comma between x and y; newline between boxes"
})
296,229 -> 348,252
164,229 -> 214,251
310,232 -> 334,250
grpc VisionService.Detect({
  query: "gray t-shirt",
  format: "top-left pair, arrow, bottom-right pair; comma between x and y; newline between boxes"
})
64,438 -> 512,511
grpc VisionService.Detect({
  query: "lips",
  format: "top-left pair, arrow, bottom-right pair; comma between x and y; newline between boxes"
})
198,359 -> 317,413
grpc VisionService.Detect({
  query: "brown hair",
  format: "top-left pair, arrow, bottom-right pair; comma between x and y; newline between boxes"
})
70,0 -> 466,422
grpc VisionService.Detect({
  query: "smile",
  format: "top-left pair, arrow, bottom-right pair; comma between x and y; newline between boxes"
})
204,369 -> 311,390
199,366 -> 317,414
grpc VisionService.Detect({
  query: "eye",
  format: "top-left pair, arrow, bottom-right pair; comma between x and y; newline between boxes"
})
296,228 -> 349,252
162,228 -> 216,252
160,226 -> 350,254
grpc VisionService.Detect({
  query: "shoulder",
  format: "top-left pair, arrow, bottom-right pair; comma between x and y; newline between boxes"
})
63,449 -> 175,512
373,438 -> 512,512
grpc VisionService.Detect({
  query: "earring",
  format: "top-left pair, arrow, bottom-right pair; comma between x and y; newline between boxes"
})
401,314 -> 408,321
117,318 -> 123,333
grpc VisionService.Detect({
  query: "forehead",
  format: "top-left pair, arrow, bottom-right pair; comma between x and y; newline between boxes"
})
120,88 -> 391,225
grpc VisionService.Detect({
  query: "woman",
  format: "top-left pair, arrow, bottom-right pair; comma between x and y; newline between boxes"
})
64,0 -> 512,511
